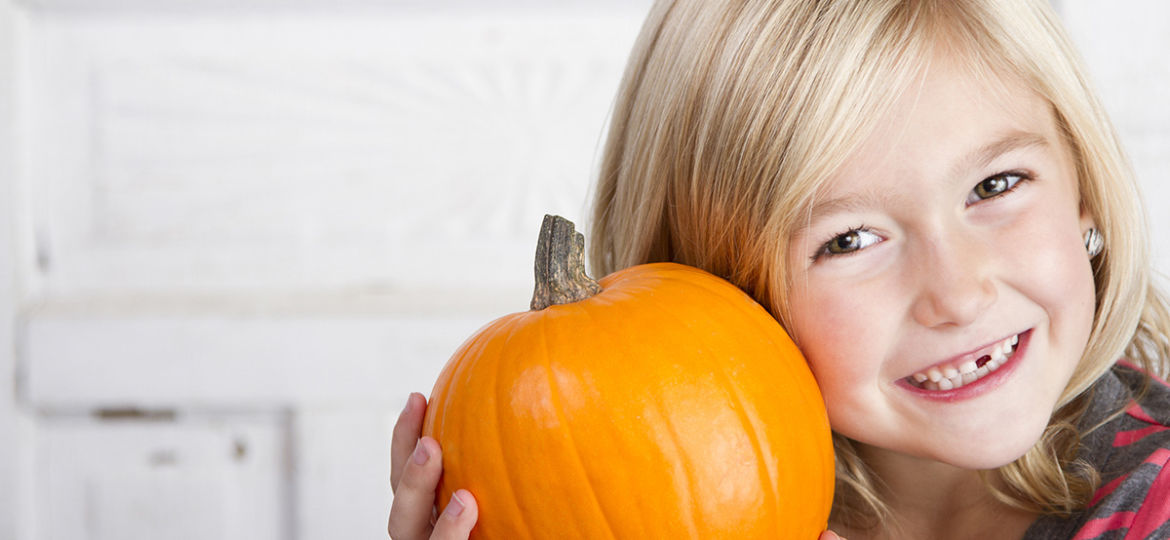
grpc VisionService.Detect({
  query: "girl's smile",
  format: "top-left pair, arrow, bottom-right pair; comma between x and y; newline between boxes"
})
786,51 -> 1098,470
898,329 -> 1028,401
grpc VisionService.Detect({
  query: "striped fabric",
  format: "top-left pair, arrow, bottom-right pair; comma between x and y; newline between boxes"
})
1024,363 -> 1170,539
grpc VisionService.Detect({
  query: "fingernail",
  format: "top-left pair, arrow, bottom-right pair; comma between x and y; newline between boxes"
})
444,490 -> 466,517
411,439 -> 430,465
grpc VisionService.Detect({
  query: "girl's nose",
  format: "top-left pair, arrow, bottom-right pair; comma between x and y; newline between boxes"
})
909,235 -> 998,328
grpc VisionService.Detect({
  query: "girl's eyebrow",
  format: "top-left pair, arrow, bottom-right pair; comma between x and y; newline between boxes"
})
795,188 -> 898,236
795,130 -> 1051,235
950,130 -> 1050,181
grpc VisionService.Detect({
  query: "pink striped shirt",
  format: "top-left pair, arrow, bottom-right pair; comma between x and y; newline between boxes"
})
1023,363 -> 1170,539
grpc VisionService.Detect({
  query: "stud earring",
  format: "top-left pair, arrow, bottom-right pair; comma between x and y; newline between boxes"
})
1084,228 -> 1104,258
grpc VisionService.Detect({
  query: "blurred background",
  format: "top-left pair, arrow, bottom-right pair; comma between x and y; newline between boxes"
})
0,1 -> 1166,539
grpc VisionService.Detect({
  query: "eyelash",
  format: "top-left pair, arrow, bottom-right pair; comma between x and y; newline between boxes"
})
811,170 -> 1033,262
966,170 -> 1031,206
811,224 -> 878,262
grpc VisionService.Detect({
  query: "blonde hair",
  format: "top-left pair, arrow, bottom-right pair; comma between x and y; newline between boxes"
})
589,0 -> 1170,531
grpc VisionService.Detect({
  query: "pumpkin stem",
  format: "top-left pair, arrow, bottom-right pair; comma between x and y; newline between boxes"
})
531,215 -> 602,310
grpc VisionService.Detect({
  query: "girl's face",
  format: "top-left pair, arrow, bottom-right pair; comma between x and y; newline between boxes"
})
786,55 -> 1097,469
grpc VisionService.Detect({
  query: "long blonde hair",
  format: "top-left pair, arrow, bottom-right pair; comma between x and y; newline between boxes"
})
589,0 -> 1170,530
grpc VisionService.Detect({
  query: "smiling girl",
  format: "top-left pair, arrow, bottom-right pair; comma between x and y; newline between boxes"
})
389,1 -> 1170,538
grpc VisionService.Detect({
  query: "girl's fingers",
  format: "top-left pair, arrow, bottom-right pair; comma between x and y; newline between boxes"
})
388,436 -> 443,540
392,393 -> 427,492
430,489 -> 478,540
819,531 -> 847,540
387,393 -> 477,540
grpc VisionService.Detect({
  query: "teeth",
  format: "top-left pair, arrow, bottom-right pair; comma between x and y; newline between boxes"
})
907,333 -> 1021,390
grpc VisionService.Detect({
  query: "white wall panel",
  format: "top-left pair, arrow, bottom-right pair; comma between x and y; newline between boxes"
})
25,308 -> 500,407
23,12 -> 645,298
294,406 -> 397,540
35,412 -> 288,540
1,3 -> 34,539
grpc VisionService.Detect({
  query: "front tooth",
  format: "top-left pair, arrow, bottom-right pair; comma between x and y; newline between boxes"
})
927,367 -> 943,382
976,366 -> 990,377
959,360 -> 977,374
986,358 -> 1001,371
961,372 -> 978,385
942,366 -> 959,379
991,343 -> 1006,363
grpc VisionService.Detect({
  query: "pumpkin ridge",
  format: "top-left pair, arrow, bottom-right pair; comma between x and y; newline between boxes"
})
696,334 -> 783,531
685,273 -> 836,510
589,285 -> 704,537
676,272 -> 837,521
628,279 -> 759,535
535,309 -> 620,540
574,288 -> 676,539
644,385 -> 703,537
683,274 -> 837,523
491,316 -> 537,540
650,395 -> 702,537
436,316 -> 514,465
663,269 -> 826,534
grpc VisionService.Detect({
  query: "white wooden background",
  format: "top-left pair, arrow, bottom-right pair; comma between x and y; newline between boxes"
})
0,1 -> 1166,539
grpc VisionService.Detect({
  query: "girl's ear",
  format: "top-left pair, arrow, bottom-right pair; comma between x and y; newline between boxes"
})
1077,201 -> 1096,235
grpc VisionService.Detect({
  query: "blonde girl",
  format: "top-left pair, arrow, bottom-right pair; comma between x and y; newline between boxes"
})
389,1 -> 1170,538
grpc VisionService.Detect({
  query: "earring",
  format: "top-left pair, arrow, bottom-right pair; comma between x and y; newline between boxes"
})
1084,228 -> 1104,258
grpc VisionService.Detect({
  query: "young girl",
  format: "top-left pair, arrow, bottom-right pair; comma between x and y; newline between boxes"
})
388,0 -> 1170,538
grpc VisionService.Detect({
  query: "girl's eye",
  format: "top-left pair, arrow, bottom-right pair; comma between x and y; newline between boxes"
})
966,172 -> 1026,205
819,228 -> 882,258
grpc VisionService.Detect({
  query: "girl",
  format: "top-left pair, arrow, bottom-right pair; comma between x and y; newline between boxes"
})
389,0 -> 1170,538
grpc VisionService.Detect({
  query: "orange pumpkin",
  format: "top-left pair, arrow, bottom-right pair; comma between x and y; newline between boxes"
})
423,215 -> 833,539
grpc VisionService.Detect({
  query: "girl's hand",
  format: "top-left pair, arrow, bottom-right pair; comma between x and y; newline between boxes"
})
388,392 -> 479,540
819,531 -> 847,540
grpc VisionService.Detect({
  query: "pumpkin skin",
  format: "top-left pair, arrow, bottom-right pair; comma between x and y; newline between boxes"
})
423,261 -> 833,539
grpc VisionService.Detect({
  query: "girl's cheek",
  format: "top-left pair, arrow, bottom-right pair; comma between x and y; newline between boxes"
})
794,287 -> 892,386
1009,208 -> 1094,302
998,202 -> 1097,355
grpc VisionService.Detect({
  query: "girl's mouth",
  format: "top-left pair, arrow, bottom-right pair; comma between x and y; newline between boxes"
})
904,332 -> 1023,391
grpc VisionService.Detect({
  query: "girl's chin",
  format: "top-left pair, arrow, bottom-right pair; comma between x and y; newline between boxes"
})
849,426 -> 1046,472
922,430 -> 1045,471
